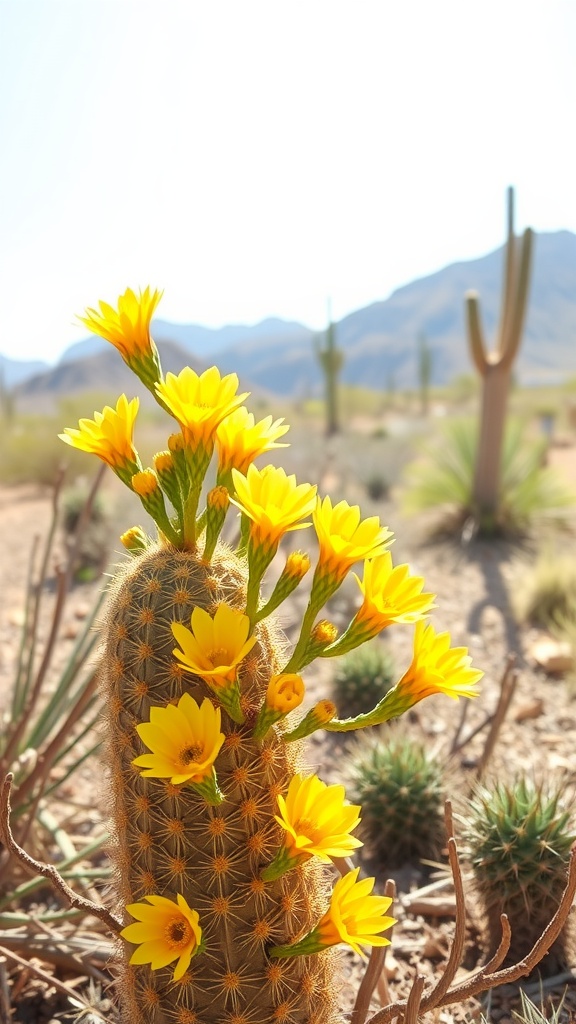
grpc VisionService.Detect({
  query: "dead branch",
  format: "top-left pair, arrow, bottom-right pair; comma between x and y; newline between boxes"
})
0,774 -> 122,935
476,654 -> 518,777
351,879 -> 396,1024
365,841 -> 576,1024
0,944 -> 97,1010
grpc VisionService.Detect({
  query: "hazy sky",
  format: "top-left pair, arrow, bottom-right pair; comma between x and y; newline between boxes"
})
1,0 -> 574,364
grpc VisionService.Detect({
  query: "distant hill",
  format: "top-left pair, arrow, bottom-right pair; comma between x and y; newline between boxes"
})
9,229 -> 576,401
0,353 -> 49,389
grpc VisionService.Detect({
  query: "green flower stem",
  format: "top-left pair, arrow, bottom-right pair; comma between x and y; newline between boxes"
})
282,567 -> 343,672
324,683 -> 411,732
137,491 -> 181,547
261,844 -> 301,881
245,541 -> 277,627
129,346 -> 164,398
254,567 -> 307,624
190,767 -> 224,805
209,680 -> 245,724
320,620 -> 375,658
252,704 -> 284,741
282,703 -> 335,741
269,927 -> 325,958
115,457 -> 143,489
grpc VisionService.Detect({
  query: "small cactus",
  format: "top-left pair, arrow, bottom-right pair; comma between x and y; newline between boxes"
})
347,732 -> 445,868
331,644 -> 396,719
464,778 -> 576,974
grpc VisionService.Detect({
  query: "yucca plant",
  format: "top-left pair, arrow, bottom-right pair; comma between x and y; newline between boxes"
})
1,285 -> 488,1023
403,417 -> 576,536
464,778 -> 576,974
0,468 -> 107,860
347,732 -> 446,869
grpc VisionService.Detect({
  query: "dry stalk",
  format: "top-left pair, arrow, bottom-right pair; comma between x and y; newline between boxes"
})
351,879 -> 396,1024
0,956 -> 10,1024
365,816 -> 576,1024
0,774 -> 122,935
475,654 -> 518,777
0,944 -> 97,1011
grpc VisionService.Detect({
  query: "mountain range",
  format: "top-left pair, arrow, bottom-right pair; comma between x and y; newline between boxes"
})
5,229 -> 576,405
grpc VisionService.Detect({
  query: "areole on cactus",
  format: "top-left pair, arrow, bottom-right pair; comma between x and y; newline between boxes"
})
57,285 -> 483,1023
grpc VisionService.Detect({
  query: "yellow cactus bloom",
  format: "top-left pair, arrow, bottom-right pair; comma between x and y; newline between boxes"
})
133,693 -> 224,785
155,366 -> 249,453
216,407 -> 289,475
316,868 -> 395,957
353,552 -> 436,633
266,673 -> 305,714
313,496 -> 393,583
59,395 -> 139,472
172,603 -> 256,687
285,551 -> 311,580
230,465 -> 317,552
79,286 -> 162,362
120,893 -> 203,980
397,620 -> 483,705
275,773 -> 362,863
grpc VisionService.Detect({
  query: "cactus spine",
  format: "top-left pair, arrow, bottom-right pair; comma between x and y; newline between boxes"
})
315,302 -> 343,437
59,285 -> 482,1023
466,186 -> 534,530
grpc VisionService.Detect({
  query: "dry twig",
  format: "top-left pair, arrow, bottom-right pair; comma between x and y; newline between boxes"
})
0,774 -> 122,935
351,879 -> 396,1024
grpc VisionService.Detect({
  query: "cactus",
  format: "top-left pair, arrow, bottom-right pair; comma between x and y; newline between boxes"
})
331,643 -> 396,719
315,303 -> 343,437
347,733 -> 445,869
417,332 -> 432,417
56,286 -> 483,1023
464,778 -> 576,973
466,186 -> 534,531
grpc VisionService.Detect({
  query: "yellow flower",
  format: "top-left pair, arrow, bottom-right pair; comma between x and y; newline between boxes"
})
269,867 -> 395,959
59,395 -> 140,473
266,674 -> 305,714
275,773 -> 362,863
132,469 -> 160,497
172,603 -> 256,687
121,893 -> 202,980
285,551 -> 311,581
230,465 -> 317,552
133,693 -> 224,785
353,552 -> 436,633
397,620 -> 483,705
313,496 -> 393,582
216,407 -> 289,475
79,286 -> 162,361
316,868 -> 395,957
155,366 -> 249,452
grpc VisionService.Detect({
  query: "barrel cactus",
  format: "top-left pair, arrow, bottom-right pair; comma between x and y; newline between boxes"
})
58,285 -> 483,1023
347,732 -> 445,868
331,643 -> 396,719
464,778 -> 576,974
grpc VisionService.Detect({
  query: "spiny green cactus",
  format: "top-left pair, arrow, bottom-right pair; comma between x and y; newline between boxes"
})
347,733 -> 445,869
55,284 -> 482,1024
466,186 -> 534,530
314,306 -> 343,437
465,778 -> 575,974
331,643 -> 396,719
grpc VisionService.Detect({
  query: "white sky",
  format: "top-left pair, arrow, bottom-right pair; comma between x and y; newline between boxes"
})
1,0 -> 575,364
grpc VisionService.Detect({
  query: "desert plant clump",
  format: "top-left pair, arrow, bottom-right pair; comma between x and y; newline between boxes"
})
61,483 -> 111,580
331,643 -> 396,719
364,473 -> 389,502
347,731 -> 446,869
403,417 -> 576,537
0,285 -> 490,1023
513,543 -> 576,630
464,777 -> 576,974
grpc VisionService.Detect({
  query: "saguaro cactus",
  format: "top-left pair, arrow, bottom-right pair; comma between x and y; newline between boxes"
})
56,286 -> 483,1023
315,304 -> 343,437
466,187 -> 534,529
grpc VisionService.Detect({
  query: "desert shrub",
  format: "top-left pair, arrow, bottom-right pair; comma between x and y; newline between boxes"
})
402,417 -> 576,536
331,642 -> 396,718
364,473 -> 389,501
61,485 -> 112,581
347,731 -> 445,868
513,544 -> 576,629
464,778 -> 575,974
